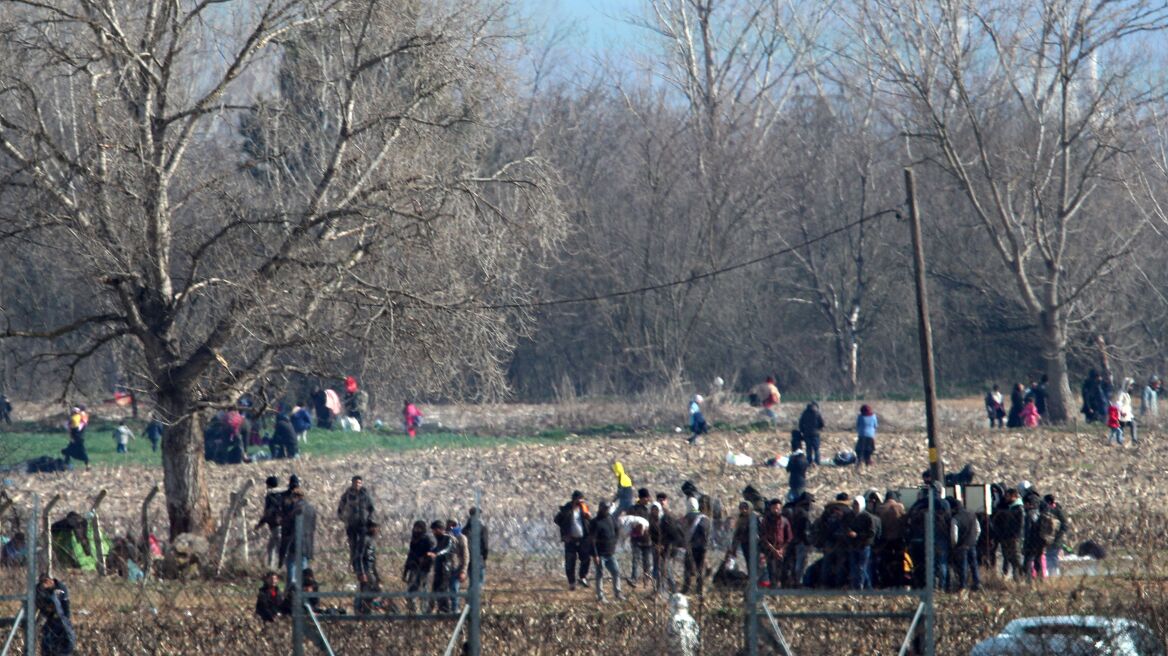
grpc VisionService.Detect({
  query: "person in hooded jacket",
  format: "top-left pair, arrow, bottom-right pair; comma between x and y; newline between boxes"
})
949,498 -> 981,591
403,520 -> 435,613
291,403 -> 313,444
786,449 -> 809,499
588,502 -> 623,601
798,403 -> 825,466
255,571 -> 283,622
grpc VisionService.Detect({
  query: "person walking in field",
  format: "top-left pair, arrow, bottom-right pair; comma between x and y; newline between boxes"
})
353,521 -> 382,615
1107,396 -> 1123,446
554,490 -> 592,590
403,400 -> 423,438
589,502 -> 624,602
113,421 -> 134,454
1142,376 -> 1160,420
145,417 -> 163,452
854,405 -> 877,470
337,475 -> 376,559
254,476 -> 284,569
62,407 -> 90,468
403,520 -> 435,613
291,402 -> 312,444
1117,378 -> 1137,443
625,489 -> 654,588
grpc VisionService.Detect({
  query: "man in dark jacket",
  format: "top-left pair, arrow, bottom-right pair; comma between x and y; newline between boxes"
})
797,403 -> 825,466
786,449 -> 809,498
949,498 -> 981,591
847,498 -> 881,590
781,493 -> 813,588
426,521 -> 455,612
36,575 -> 75,654
992,488 -> 1024,580
589,502 -> 623,601
254,476 -> 284,569
905,484 -> 951,590
337,476 -> 376,558
873,490 -> 906,588
554,490 -> 591,590
403,520 -> 435,613
353,521 -> 382,614
1022,493 -> 1051,582
466,507 -> 488,584
762,498 -> 793,588
682,496 -> 711,595
812,493 -> 855,588
626,489 -> 654,587
280,486 -> 317,586
656,497 -> 686,596
272,412 -> 297,460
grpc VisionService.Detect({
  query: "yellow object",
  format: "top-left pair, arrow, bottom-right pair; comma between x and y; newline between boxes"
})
612,461 -> 632,488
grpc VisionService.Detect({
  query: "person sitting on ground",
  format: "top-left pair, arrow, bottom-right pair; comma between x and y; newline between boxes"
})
854,405 -> 878,470
255,571 -> 283,622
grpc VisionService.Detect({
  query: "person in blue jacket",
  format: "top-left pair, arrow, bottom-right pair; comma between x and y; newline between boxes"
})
855,405 -> 878,471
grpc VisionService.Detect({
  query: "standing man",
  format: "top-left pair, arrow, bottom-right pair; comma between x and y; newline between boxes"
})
682,496 -> 711,595
626,489 -> 654,587
426,521 -> 452,612
145,417 -> 163,452
445,520 -> 469,612
280,485 -> 317,586
337,476 -> 376,559
754,376 -> 781,425
761,499 -> 793,588
353,521 -> 382,615
254,476 -> 284,569
949,498 -> 981,591
589,502 -> 623,602
291,403 -> 313,444
403,520 -> 435,613
847,497 -> 880,590
1142,376 -> 1161,421
797,402 -> 825,466
656,494 -> 686,596
992,488 -> 1024,581
554,490 -> 592,591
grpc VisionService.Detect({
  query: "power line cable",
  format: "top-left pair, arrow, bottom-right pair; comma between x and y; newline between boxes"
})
469,207 -> 903,310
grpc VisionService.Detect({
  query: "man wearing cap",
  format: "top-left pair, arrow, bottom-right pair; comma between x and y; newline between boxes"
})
554,490 -> 592,590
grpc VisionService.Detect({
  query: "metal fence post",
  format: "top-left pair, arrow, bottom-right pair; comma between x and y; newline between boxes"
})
925,487 -> 935,656
468,515 -> 482,656
746,511 -> 759,656
292,514 -> 304,656
26,495 -> 38,656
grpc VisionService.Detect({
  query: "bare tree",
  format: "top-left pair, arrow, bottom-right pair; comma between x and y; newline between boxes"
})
853,0 -> 1168,421
0,0 -> 565,536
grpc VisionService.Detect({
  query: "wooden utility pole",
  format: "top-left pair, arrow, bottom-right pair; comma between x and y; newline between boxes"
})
905,168 -> 940,656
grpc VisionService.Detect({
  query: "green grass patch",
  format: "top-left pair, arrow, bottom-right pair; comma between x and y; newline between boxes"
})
0,422 -> 579,469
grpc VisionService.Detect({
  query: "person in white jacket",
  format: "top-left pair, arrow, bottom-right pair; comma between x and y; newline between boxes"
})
1117,378 -> 1137,443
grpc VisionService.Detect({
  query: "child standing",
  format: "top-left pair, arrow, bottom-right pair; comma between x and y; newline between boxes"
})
1107,397 -> 1123,446
113,421 -> 134,454
1019,398 -> 1040,428
854,405 -> 877,470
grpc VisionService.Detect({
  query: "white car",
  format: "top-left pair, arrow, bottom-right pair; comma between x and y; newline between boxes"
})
971,616 -> 1164,656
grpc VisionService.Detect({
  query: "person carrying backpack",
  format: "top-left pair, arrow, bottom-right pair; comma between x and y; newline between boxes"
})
554,491 -> 592,590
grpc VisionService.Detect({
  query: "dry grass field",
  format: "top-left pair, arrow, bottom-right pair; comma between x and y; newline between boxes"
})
0,396 -> 1165,654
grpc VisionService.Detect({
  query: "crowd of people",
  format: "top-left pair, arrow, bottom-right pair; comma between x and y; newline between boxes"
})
552,462 -> 1076,602
251,473 -> 486,623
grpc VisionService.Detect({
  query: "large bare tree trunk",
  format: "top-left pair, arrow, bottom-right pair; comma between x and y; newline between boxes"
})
1040,314 -> 1073,424
158,394 -> 213,539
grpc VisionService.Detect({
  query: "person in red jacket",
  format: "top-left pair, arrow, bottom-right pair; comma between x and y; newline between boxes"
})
403,401 -> 423,439
761,499 -> 793,588
1107,398 -> 1123,445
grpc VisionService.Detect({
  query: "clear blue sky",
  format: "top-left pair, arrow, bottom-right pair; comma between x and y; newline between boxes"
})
523,0 -> 644,53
